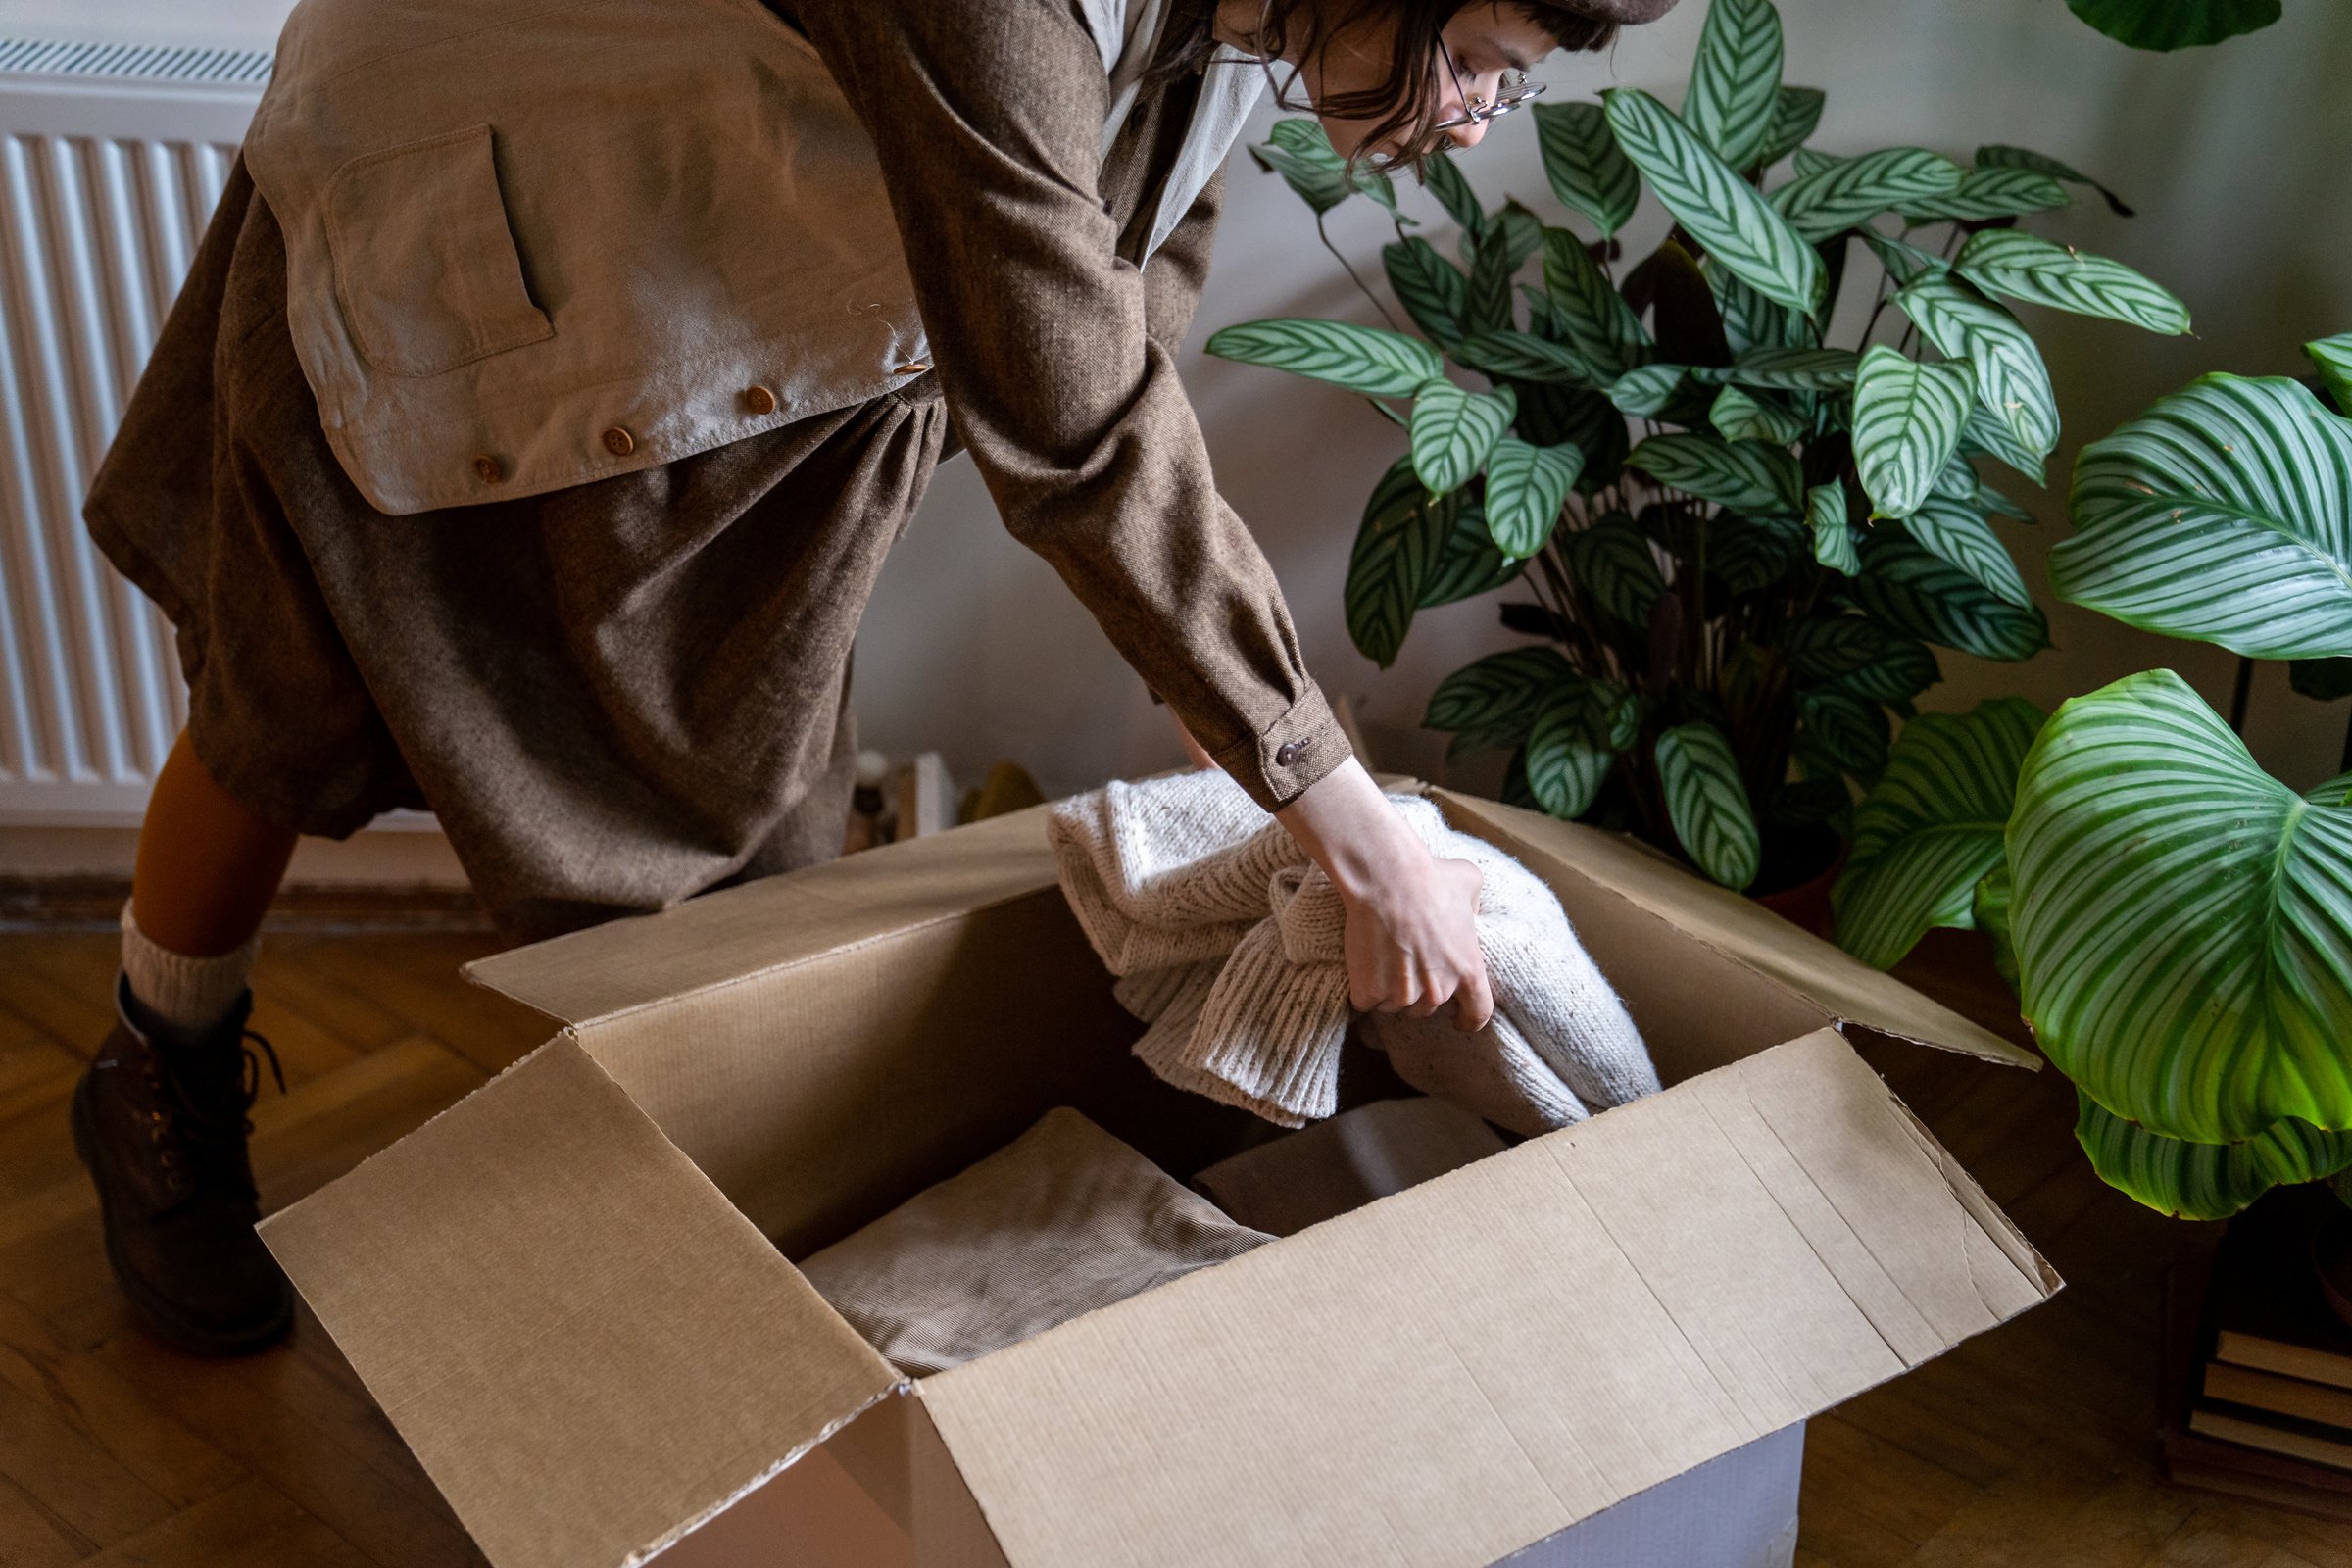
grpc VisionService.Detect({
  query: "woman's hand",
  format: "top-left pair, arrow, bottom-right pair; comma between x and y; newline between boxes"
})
1274,759 -> 1494,1032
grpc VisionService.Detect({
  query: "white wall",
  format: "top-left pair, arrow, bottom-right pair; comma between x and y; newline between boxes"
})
858,0 -> 2352,797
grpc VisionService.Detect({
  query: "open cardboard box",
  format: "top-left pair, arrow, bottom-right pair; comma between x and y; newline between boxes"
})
260,787 -> 2060,1568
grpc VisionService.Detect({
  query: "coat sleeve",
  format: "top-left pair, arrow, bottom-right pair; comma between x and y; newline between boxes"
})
793,0 -> 1348,809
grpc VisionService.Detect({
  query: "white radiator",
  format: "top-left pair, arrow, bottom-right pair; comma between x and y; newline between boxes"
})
0,38 -> 268,824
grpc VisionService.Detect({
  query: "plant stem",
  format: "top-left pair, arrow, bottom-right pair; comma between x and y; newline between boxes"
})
1320,213 -> 1404,333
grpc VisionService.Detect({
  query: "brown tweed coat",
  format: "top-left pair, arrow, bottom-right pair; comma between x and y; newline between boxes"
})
86,0 -> 1347,939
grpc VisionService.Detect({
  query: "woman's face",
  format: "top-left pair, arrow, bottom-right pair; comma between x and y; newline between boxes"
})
1300,4 -> 1562,163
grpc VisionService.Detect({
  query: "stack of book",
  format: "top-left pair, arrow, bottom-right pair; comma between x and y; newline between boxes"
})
2163,1188 -> 2352,1523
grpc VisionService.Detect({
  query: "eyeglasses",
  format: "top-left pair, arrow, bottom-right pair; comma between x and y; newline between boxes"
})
1430,47 -> 1545,132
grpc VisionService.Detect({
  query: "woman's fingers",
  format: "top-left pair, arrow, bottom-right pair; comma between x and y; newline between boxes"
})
1451,957 -> 1495,1033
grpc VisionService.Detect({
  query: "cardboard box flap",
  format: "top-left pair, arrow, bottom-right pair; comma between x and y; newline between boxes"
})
917,1029 -> 2056,1568
259,1038 -> 902,1568
464,806 -> 1060,1027
1434,790 -> 2038,1070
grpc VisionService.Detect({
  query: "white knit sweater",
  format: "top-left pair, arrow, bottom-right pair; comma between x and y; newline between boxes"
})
1049,773 -> 1659,1134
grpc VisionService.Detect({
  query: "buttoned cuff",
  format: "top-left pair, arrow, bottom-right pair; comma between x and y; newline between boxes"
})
1211,684 -> 1351,812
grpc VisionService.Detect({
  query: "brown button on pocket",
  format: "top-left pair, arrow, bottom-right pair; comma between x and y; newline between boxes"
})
602,426 -> 635,457
472,455 -> 503,484
1275,741 -> 1307,767
744,384 -> 777,416
323,123 -> 554,378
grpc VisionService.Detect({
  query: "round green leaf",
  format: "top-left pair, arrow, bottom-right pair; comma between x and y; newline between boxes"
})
1832,697 -> 2044,968
2010,669 -> 2352,1143
1410,380 -> 1517,494
1345,457 -> 1446,665
1852,347 -> 1976,519
1895,275 -> 2060,467
2075,1094 -> 2352,1222
1609,363 -> 1693,416
1850,528 -> 2049,660
1685,0 -> 1785,172
1527,700 -> 1614,819
2057,373 -> 2352,660
1602,87 -> 1823,318
1485,437 -> 1584,559
1206,318 -> 1444,397
1900,496 -> 2032,609
1564,514 -> 1666,626
1532,101 -> 1640,238
1771,146 -> 1966,242
1656,721 -> 1761,889
1955,231 -> 2190,336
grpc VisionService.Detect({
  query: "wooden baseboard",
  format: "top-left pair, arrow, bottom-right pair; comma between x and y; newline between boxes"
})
0,875 -> 494,933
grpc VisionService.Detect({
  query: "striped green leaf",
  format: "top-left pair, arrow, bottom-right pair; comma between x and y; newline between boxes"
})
1564,514 -> 1665,625
1852,347 -> 1976,519
1752,84 -> 1825,171
1798,686 -> 1890,779
1896,275 -> 2060,467
1527,699 -> 1615,818
1780,613 -> 1915,680
1707,263 -> 1806,354
1345,458 -> 1447,666
1484,436 -> 1584,558
1409,380 -> 1516,493
1250,118 -> 1402,217
1206,318 -> 1445,397
2305,333 -> 2352,411
1629,432 -> 1804,514
1857,227 -> 1950,288
1707,511 -> 1809,594
1710,385 -> 1807,445
1383,238 -> 1468,349
1656,721 -> 1762,889
1609,363 -> 1693,416
1831,697 -> 2044,968
1418,496 -> 1522,608
1976,143 -> 2133,218
1603,88 -> 1822,317
1424,645 -> 1580,733
1511,381 -> 1629,490
1809,482 -> 1858,573
1975,860 -> 2019,989
1814,631 -> 1941,705
1422,151 -> 1486,246
1961,396 -> 2049,486
1464,216 -> 1517,334
1902,495 -> 2032,608
1851,528 -> 2049,660
1455,329 -> 1601,386
1541,227 -> 1650,380
2010,668 -> 2352,1143
2064,0 -> 2282,53
2075,1095 -> 2352,1222
1720,346 -> 1860,391
2056,374 -> 2352,659
1771,147 -> 1966,242
1955,231 -> 2190,335
1894,167 -> 2070,222
1531,101 -> 1640,238
1685,0 -> 1785,172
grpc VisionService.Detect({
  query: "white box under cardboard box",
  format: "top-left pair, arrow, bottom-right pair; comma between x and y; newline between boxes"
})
260,787 -> 2059,1568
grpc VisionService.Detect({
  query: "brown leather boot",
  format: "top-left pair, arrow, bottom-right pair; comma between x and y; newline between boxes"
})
70,976 -> 293,1354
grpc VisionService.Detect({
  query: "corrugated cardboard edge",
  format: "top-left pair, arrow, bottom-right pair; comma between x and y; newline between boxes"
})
1431,790 -> 2041,1072
261,1036 -> 905,1568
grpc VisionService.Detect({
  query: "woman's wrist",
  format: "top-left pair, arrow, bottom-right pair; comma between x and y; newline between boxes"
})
1273,759 -> 1426,904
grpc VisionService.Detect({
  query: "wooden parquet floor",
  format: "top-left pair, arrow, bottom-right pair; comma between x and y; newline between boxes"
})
0,922 -> 2340,1566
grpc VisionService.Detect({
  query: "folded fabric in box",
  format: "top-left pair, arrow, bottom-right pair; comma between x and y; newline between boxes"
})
1196,1097 -> 1508,1238
796,1108 -> 1271,1377
1052,772 -> 1660,1136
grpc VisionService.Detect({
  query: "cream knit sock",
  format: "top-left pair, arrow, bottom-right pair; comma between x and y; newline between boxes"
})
120,902 -> 259,1034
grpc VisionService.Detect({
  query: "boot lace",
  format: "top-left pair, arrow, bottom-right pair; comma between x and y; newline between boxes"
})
157,1026 -> 287,1184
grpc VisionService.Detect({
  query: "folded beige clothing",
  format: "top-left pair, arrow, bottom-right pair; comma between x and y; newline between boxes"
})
1051,773 -> 1660,1135
795,1108 -> 1271,1377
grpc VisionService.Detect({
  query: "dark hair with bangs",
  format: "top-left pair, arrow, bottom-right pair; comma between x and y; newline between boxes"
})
1152,2 -> 1617,172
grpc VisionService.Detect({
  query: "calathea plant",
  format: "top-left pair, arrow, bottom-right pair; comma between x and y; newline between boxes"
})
1208,0 -> 2187,894
1832,334 -> 2352,1225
